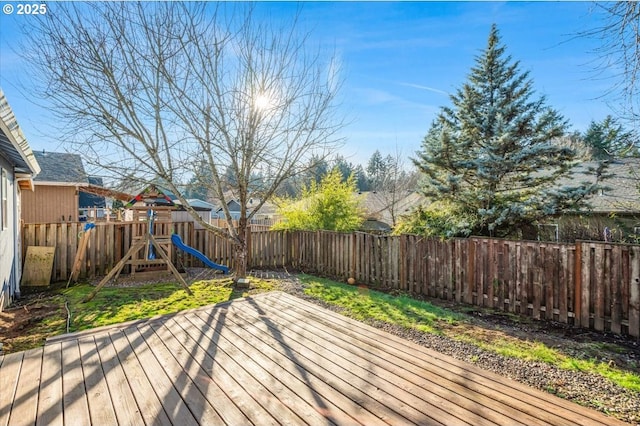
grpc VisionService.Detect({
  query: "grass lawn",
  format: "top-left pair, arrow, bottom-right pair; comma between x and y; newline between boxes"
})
2,273 -> 639,395
0,276 -> 278,353
299,274 -> 640,393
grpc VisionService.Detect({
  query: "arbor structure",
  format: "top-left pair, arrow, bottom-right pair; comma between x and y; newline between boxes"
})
412,25 -> 594,238
24,2 -> 343,278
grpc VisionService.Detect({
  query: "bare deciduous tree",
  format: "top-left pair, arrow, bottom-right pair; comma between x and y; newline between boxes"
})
372,148 -> 419,228
22,2 -> 343,279
587,2 -> 640,120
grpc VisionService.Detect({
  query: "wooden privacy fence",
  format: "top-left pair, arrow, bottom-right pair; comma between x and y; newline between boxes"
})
289,232 -> 640,338
21,224 -> 640,337
21,222 -> 237,281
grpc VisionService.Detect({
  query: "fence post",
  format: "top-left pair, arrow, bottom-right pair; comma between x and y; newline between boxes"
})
399,234 -> 407,290
465,239 -> 475,304
350,233 -> 356,280
629,246 -> 640,338
573,241 -> 582,327
245,226 -> 252,269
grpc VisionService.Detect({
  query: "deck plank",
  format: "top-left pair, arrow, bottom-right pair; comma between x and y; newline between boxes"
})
269,293 -> 588,422
254,294 -> 545,425
134,321 -> 232,425
60,339 -> 90,426
92,333 -> 145,426
36,343 -> 63,426
156,318 -> 291,425
77,337 -> 118,425
108,330 -> 173,426
228,295 -> 533,426
218,300 -> 476,425
171,311 -> 334,425
0,351 -> 24,426
8,348 -> 42,426
120,327 -> 199,426
1,291 -> 630,426
271,291 -> 623,426
189,308 -> 379,426
187,308 -> 363,425
155,317 -> 287,425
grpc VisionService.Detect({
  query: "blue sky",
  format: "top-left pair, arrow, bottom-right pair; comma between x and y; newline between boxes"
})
0,1 -> 617,166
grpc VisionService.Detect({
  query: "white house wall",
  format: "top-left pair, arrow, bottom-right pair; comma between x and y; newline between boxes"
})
0,155 -> 17,309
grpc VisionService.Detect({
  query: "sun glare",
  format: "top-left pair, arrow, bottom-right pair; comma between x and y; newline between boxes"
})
254,94 -> 272,111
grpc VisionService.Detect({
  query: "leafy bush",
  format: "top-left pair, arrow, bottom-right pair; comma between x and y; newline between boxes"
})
394,201 -> 477,238
273,169 -> 364,232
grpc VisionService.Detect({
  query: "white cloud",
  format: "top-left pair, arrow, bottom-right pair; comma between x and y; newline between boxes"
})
398,82 -> 449,96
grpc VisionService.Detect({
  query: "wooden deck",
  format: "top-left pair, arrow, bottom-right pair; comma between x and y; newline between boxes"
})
0,291 -> 628,426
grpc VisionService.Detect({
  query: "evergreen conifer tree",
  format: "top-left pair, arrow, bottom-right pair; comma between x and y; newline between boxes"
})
583,115 -> 638,160
412,25 -> 594,238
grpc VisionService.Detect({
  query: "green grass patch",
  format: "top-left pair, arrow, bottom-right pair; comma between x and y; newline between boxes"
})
460,335 -> 640,391
64,277 -> 277,332
2,276 -> 279,354
299,274 -> 640,393
560,357 -> 640,392
299,274 -> 461,334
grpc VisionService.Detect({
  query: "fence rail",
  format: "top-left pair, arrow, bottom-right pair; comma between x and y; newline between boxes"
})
21,223 -> 640,338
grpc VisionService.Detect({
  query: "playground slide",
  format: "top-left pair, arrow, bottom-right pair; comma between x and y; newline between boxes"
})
171,234 -> 230,274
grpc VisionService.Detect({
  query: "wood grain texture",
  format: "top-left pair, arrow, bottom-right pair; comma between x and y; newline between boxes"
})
1,293 -> 628,425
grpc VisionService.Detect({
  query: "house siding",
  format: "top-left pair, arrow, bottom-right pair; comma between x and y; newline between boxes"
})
173,210 -> 212,229
0,155 -> 17,309
21,184 -> 78,223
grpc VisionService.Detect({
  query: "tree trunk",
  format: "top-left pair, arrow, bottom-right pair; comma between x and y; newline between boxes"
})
234,217 -> 248,280
234,243 -> 248,281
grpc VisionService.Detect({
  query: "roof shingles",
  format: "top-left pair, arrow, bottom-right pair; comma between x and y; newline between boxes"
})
33,151 -> 88,184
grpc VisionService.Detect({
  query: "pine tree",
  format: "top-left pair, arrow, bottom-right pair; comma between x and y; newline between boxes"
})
583,115 -> 638,160
333,155 -> 356,182
412,24 -> 593,238
352,164 -> 370,192
366,150 -> 388,190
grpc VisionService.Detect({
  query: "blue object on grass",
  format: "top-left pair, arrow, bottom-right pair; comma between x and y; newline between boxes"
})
171,234 -> 229,274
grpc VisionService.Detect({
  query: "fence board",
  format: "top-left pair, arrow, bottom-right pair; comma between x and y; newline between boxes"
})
594,245 -> 605,331
630,247 -> 640,338
20,223 -> 640,338
582,243 -> 593,328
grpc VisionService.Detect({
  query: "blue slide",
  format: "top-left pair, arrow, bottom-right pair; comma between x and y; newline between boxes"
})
171,234 -> 229,274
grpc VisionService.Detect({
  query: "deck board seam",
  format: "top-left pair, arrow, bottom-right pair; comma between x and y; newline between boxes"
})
189,308 -> 389,426
267,292 -> 627,426
179,310 -> 342,426
164,315 -> 310,426
210,302 -> 461,425
232,295 -> 538,426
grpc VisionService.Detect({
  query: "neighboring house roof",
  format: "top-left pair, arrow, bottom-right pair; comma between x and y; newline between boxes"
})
564,158 -> 640,214
218,199 -> 242,213
358,192 -> 385,219
360,219 -> 392,233
252,200 -> 278,216
33,151 -> 88,185
79,177 -> 106,208
0,89 -> 40,185
173,198 -> 215,212
359,191 -> 426,225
